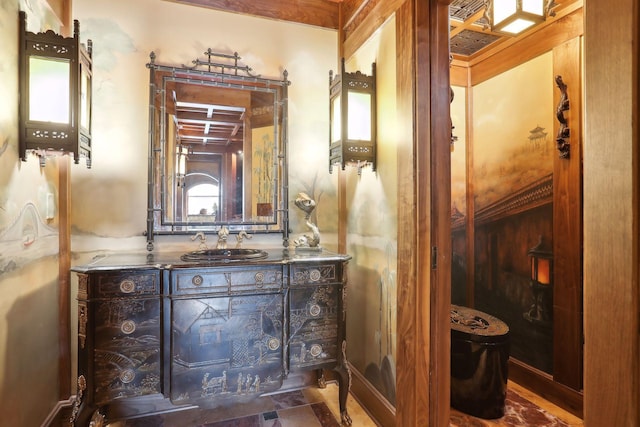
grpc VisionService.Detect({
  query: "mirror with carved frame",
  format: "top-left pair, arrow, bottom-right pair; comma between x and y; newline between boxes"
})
146,50 -> 290,250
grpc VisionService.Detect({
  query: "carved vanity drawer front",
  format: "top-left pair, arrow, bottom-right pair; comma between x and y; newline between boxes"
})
290,262 -> 342,286
171,266 -> 283,295
170,293 -> 284,404
91,297 -> 162,404
88,270 -> 160,298
288,284 -> 340,370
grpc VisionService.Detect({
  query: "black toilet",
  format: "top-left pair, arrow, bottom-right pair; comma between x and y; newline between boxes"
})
450,304 -> 510,419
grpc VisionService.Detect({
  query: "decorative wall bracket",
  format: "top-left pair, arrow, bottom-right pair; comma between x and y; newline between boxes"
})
555,75 -> 570,159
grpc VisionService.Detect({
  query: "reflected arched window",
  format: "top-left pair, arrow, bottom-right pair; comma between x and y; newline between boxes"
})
187,183 -> 220,216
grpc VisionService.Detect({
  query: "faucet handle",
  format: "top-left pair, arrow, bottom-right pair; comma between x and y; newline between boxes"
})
235,231 -> 252,248
191,232 -> 207,249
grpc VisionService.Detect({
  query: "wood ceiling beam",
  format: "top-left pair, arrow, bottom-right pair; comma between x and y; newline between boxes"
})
162,0 -> 340,29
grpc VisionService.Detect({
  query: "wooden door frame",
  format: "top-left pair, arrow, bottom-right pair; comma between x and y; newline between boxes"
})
396,0 -> 452,426
583,0 -> 640,424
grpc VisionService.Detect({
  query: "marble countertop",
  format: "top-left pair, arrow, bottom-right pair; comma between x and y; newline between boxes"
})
71,248 -> 351,272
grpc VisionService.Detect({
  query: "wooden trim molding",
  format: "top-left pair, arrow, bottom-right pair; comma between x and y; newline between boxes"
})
509,358 -> 583,418
428,1 -> 453,425
395,1 -> 453,426
394,2 -> 420,425
58,156 -> 71,399
162,0 -> 340,29
470,7 -> 584,86
342,0 -> 405,59
349,363 -> 396,426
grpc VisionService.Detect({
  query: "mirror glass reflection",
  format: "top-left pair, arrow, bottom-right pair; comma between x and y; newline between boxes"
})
146,50 -> 290,249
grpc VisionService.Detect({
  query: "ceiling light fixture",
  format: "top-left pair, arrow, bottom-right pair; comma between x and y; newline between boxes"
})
484,0 -> 557,36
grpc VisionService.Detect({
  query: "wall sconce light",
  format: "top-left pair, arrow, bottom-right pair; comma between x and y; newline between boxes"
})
524,235 -> 553,327
484,0 -> 556,35
19,11 -> 93,167
329,58 -> 376,175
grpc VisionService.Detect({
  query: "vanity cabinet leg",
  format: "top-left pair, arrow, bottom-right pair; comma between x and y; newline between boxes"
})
334,340 -> 352,426
317,369 -> 327,388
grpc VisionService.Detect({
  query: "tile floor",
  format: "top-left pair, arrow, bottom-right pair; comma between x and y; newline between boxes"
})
107,381 -> 584,427
106,383 -> 376,427
451,382 -> 584,427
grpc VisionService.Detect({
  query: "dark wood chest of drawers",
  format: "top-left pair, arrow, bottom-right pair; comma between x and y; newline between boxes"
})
71,253 -> 351,426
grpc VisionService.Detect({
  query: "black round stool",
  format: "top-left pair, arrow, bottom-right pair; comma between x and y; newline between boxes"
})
450,304 -> 510,419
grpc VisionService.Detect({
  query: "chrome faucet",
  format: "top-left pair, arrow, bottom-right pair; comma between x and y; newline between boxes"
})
235,231 -> 252,248
216,226 -> 229,249
191,232 -> 207,250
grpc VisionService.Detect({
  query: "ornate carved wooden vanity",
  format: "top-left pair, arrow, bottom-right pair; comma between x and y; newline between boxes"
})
70,250 -> 351,426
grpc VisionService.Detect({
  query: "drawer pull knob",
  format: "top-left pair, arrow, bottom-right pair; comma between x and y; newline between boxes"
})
119,369 -> 136,384
120,320 -> 136,335
310,344 -> 323,357
268,338 -> 281,351
309,269 -> 321,282
309,304 -> 321,317
119,280 -> 136,293
192,275 -> 204,286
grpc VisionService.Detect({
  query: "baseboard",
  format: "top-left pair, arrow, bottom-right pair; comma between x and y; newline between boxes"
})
509,358 -> 583,418
41,397 -> 75,427
349,363 -> 396,427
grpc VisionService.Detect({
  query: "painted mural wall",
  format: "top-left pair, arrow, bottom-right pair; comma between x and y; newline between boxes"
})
451,85 -> 468,306
0,0 -> 67,425
345,16 -> 398,405
2,0 -> 339,424
452,52 -> 555,374
70,0 -> 339,253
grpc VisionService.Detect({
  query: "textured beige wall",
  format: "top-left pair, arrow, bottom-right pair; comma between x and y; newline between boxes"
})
71,0 -> 338,252
0,1 -> 66,425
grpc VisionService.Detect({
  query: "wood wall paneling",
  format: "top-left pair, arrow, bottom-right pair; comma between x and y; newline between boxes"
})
583,0 -> 640,424
552,37 -> 583,392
